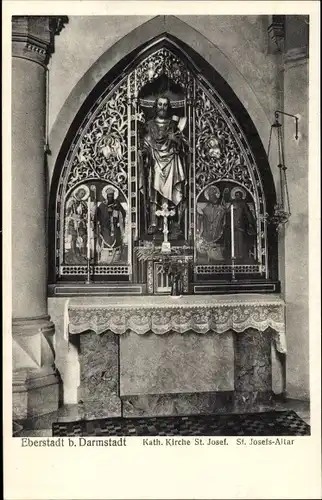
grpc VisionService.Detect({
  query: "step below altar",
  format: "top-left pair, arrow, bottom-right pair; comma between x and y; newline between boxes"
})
59,294 -> 286,420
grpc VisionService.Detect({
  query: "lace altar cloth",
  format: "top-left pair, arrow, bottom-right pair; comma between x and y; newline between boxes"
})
65,294 -> 286,353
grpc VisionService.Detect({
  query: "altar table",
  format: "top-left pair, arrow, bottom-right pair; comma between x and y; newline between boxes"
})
64,294 -> 286,418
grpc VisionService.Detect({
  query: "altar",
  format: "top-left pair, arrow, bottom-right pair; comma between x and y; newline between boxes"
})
61,294 -> 286,420
47,40 -> 287,423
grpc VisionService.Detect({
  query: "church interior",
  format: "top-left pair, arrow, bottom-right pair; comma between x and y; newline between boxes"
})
11,14 -> 310,436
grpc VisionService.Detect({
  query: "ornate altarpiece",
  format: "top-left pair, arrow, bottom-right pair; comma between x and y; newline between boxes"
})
49,38 -> 279,295
48,37 -> 284,420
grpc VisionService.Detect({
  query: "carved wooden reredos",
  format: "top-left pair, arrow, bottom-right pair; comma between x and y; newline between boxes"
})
49,35 -> 279,293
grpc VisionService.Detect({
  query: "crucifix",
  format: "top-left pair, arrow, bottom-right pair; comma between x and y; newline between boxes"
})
156,202 -> 175,253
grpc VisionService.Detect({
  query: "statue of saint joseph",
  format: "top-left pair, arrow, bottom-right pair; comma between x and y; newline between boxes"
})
139,96 -> 188,236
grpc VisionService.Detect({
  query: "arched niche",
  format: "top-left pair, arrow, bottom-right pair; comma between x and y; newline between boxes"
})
48,33 -> 279,293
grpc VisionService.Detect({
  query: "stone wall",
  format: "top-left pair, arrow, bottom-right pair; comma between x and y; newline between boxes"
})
48,15 -> 153,131
283,16 -> 309,399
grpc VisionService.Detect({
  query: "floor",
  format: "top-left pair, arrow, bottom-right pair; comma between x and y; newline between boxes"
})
16,397 -> 310,437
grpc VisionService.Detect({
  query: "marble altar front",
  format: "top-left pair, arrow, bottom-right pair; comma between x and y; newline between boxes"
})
62,294 -> 286,419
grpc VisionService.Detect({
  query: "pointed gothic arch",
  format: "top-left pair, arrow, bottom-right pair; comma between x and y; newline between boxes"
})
48,32 -> 279,291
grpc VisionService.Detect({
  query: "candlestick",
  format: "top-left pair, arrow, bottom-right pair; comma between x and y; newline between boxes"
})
87,197 -> 91,261
231,256 -> 236,281
163,216 -> 168,243
85,257 -> 91,285
230,203 -> 235,259
134,69 -> 137,99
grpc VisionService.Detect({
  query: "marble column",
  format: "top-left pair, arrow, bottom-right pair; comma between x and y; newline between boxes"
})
12,16 -> 68,419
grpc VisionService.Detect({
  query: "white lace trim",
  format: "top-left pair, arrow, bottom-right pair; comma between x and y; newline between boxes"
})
64,295 -> 286,353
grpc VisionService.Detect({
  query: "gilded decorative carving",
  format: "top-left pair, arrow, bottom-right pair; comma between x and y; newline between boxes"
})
55,45 -> 269,280
134,48 -> 192,95
195,87 -> 254,195
147,261 -> 154,293
67,81 -> 129,194
59,265 -> 130,276
194,81 -> 267,274
135,242 -> 193,262
195,264 -> 261,274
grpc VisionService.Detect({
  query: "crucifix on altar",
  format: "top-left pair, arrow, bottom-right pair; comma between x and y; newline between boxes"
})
156,202 -> 175,253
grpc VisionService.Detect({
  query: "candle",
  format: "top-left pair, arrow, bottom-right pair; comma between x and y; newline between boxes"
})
164,217 -> 168,243
87,197 -> 91,260
230,203 -> 235,259
134,69 -> 137,98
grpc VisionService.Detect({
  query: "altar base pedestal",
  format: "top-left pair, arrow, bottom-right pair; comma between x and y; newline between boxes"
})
234,328 -> 273,412
77,332 -> 121,420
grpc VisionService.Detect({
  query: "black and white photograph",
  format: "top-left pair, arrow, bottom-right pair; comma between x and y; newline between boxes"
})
3,2 -> 321,499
